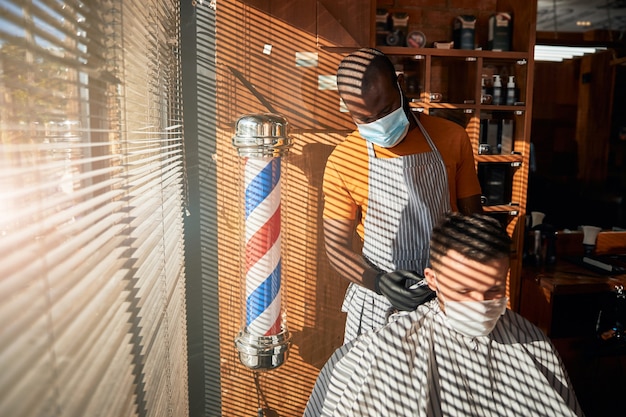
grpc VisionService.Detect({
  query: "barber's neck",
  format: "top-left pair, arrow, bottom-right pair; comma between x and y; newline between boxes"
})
406,106 -> 420,131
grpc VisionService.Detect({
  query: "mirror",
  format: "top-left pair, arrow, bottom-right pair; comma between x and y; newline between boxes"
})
529,48 -> 626,230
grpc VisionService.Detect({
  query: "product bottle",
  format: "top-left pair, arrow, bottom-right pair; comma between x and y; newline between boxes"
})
481,77 -> 488,104
492,75 -> 502,105
506,75 -> 516,105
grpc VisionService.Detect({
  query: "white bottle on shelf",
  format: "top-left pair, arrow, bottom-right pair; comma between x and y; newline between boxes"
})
506,75 -> 516,105
493,75 -> 502,105
481,76 -> 488,104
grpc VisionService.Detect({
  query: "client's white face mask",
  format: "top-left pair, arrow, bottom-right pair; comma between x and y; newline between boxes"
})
435,274 -> 508,337
442,297 -> 508,337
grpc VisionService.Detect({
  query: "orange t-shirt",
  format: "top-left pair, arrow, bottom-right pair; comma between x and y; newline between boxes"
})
323,113 -> 482,239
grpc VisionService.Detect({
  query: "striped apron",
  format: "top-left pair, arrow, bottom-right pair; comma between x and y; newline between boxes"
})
341,116 -> 451,344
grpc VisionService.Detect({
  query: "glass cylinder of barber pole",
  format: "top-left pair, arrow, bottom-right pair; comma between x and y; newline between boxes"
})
232,113 -> 292,370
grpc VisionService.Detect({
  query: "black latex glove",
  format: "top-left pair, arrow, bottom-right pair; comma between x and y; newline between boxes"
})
374,270 -> 436,311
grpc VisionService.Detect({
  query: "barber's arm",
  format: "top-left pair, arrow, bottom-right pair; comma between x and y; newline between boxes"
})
456,131 -> 484,215
457,194 -> 483,215
323,218 -> 379,292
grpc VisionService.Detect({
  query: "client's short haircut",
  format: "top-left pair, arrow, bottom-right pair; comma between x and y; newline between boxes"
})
429,212 -> 511,265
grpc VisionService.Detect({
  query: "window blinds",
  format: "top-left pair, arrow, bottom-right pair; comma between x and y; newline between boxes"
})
0,1 -> 189,416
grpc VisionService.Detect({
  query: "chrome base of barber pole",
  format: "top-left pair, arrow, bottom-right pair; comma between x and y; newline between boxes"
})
234,329 -> 291,371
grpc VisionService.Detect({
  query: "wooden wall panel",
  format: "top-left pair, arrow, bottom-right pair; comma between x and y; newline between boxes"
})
215,1 -> 363,415
576,50 -> 615,184
531,60 -> 580,178
317,0 -> 373,47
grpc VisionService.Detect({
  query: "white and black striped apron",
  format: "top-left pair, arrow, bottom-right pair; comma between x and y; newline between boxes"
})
341,117 -> 451,344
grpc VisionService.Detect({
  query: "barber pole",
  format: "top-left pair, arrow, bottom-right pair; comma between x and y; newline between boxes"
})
232,113 -> 292,371
244,157 -> 282,337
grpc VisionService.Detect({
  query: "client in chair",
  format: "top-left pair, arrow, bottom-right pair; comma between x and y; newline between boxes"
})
304,212 -> 583,417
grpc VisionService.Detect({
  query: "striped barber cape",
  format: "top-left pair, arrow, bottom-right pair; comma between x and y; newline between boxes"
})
304,300 -> 584,417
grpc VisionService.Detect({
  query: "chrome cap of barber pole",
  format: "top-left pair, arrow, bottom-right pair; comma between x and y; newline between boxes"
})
232,113 -> 293,157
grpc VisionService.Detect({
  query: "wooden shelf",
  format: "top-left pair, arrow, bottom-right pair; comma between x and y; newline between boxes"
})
319,47 -> 531,61
378,46 -> 531,60
483,204 -> 521,215
475,154 -> 523,163
410,102 -> 526,112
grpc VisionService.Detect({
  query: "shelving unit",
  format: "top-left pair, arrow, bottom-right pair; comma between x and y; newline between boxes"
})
388,48 -> 528,218
374,0 -> 537,310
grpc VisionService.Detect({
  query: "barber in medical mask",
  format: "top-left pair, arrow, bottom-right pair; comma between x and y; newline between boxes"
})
323,48 -> 483,344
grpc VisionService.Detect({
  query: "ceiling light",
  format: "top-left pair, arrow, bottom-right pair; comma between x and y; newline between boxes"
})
534,45 -> 607,62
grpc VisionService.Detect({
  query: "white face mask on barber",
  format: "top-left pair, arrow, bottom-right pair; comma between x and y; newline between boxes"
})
441,295 -> 508,338
355,88 -> 409,148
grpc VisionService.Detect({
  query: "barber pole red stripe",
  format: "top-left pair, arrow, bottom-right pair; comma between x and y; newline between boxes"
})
244,157 -> 282,336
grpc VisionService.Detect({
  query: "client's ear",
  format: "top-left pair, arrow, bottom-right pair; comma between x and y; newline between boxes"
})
424,267 -> 437,292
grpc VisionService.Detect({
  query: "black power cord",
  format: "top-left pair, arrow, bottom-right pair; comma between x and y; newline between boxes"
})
254,371 -> 267,417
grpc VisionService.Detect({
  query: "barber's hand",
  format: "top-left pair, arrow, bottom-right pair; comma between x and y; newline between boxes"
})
374,270 -> 436,311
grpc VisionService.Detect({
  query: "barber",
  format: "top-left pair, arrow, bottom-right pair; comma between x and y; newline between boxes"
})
323,48 -> 483,343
